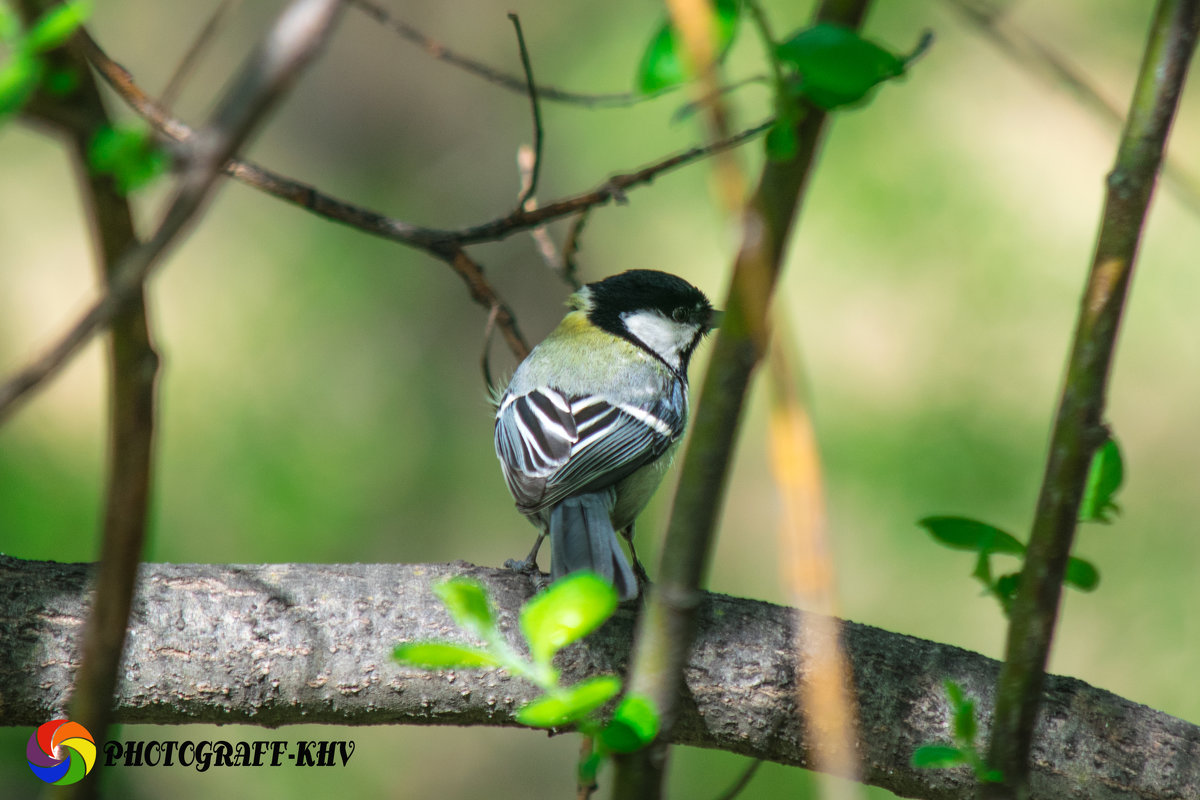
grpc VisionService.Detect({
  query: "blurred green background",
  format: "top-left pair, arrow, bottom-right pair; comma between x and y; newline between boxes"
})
2,0 -> 1199,797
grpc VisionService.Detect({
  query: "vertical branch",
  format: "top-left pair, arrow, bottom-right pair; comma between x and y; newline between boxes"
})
17,5 -> 157,795
612,2 -> 872,798
14,6 -> 345,800
984,2 -> 1200,798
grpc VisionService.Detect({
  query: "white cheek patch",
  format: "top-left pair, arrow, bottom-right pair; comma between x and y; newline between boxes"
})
621,310 -> 692,370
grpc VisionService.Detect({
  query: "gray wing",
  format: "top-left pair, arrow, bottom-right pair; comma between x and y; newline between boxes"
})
494,383 -> 685,514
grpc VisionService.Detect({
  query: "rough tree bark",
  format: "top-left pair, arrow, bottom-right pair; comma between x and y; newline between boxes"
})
0,555 -> 1195,800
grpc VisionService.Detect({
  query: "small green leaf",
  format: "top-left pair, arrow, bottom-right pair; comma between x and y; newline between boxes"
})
981,768 -> 1005,783
1080,437 -> 1123,523
25,0 -> 91,54
435,577 -> 495,640
599,694 -> 660,753
393,642 -> 500,669
776,22 -> 905,109
87,123 -> 169,193
1064,557 -> 1100,592
0,8 -> 22,44
635,0 -> 741,94
0,52 -> 43,117
994,572 -> 1021,609
911,745 -> 967,769
952,696 -> 976,744
520,571 -> 618,665
515,676 -> 622,728
920,517 -> 1025,556
637,22 -> 681,94
43,66 -> 79,96
764,118 -> 798,161
578,750 -> 604,786
943,680 -> 964,708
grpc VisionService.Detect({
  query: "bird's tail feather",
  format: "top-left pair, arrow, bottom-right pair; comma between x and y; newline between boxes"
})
549,493 -> 637,601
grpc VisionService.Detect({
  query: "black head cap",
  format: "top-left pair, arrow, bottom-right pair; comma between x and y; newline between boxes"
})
583,269 -> 716,334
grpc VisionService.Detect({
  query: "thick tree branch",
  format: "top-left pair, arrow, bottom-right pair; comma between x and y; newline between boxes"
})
0,556 -> 1196,800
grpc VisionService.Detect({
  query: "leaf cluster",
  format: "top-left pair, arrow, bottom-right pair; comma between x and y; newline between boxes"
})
632,1 -> 929,161
920,435 -> 1123,615
393,573 -> 660,786
0,0 -> 90,118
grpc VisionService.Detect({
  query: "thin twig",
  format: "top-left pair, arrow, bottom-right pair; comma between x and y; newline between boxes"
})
983,2 -> 1200,798
945,0 -> 1200,217
161,0 -> 239,109
560,209 -> 590,290
480,302 -> 500,395
517,145 -> 565,280
509,13 -> 542,211
713,759 -> 764,800
82,24 -> 770,241
73,23 -> 767,365
348,0 -> 660,108
0,0 -> 346,422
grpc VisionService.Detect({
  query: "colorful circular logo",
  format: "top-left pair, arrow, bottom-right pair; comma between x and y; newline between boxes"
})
27,719 -> 96,785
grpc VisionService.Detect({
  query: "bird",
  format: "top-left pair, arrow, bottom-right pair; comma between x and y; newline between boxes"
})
493,269 -> 719,601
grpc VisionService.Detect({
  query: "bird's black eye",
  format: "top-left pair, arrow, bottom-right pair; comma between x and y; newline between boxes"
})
671,306 -> 688,323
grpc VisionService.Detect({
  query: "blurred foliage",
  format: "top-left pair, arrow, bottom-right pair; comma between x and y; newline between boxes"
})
0,0 -> 91,119
1,0 -> 1199,798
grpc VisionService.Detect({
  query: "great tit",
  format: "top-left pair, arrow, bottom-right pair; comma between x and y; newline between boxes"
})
493,269 -> 719,601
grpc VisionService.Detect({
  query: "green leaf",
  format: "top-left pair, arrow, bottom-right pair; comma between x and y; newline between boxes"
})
911,745 -> 967,769
635,0 -> 741,94
943,679 -> 964,708
952,696 -> 976,744
637,22 -> 681,94
578,750 -> 604,786
981,768 -> 1005,783
393,642 -> 500,669
1079,436 -> 1123,523
25,0 -> 91,54
994,572 -> 1021,609
520,571 -> 618,665
43,66 -> 79,96
598,694 -> 660,753
920,516 -> 1025,556
1064,557 -> 1100,592
87,124 -> 169,193
435,577 -> 495,640
764,118 -> 798,161
0,8 -> 21,44
0,52 -> 43,118
515,676 -> 622,728
776,22 -> 906,109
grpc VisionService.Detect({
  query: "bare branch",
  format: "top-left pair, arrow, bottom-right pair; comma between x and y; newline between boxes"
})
17,4 -> 160,790
347,0 -> 654,108
945,0 -> 1200,217
161,0 -> 239,109
508,13 -> 543,211
2,556 -> 1196,800
0,0 -> 346,422
985,2 -> 1200,797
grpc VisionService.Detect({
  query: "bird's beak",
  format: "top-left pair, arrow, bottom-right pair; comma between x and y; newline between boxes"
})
707,309 -> 724,331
